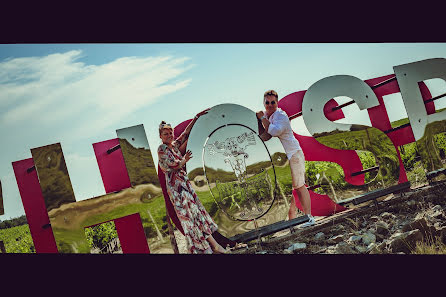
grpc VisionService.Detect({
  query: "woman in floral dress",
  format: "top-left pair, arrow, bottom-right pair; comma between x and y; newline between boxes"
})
157,111 -> 227,254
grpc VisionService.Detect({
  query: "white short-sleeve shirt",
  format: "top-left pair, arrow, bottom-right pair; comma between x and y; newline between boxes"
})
265,108 -> 302,160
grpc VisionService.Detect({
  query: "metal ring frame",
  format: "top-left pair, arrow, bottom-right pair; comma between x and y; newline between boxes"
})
201,123 -> 278,222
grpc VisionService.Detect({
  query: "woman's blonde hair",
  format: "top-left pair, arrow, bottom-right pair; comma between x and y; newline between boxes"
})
159,121 -> 173,135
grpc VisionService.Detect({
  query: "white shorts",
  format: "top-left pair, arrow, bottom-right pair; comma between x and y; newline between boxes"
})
289,150 -> 306,189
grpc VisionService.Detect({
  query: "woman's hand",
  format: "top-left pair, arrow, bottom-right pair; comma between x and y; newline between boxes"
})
184,150 -> 193,162
256,111 -> 264,119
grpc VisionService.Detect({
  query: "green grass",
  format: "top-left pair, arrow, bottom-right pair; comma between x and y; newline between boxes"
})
51,194 -> 169,253
0,224 -> 35,253
412,237 -> 446,254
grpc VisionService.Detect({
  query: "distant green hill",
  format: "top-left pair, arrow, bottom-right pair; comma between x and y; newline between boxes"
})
119,138 -> 160,188
390,106 -> 446,128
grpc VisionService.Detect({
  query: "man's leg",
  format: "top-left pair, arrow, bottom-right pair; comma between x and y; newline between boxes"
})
288,185 -> 311,219
288,151 -> 313,221
294,185 -> 311,215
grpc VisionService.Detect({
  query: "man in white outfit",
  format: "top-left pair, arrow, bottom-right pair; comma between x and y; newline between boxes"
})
256,90 -> 315,227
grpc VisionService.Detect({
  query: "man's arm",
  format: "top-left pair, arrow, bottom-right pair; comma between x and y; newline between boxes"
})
266,112 -> 286,137
256,111 -> 271,131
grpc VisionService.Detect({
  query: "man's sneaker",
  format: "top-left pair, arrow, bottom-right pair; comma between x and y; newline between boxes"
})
300,215 -> 315,228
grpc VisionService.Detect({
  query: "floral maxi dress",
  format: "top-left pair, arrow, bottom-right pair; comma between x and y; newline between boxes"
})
158,133 -> 218,254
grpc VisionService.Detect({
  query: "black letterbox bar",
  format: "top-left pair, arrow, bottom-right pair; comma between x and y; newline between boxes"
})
107,144 -> 121,154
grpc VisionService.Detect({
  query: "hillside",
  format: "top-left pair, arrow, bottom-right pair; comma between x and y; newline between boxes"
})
119,138 -> 160,187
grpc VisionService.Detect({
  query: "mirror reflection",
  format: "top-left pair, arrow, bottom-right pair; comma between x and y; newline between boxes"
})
31,143 -> 77,212
30,142 -> 173,253
203,124 -> 276,221
415,121 -> 446,182
312,125 -> 400,201
186,104 -> 294,238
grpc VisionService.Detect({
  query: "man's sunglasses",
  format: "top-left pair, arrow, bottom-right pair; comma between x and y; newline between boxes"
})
265,100 -> 276,105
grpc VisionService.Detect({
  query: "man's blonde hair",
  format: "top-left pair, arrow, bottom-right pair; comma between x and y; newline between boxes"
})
264,90 -> 278,99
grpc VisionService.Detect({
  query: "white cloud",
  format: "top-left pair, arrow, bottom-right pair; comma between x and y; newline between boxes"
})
0,50 -> 193,140
0,50 -> 193,218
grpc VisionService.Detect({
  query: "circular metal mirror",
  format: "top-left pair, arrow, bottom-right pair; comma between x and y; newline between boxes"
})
203,123 -> 277,221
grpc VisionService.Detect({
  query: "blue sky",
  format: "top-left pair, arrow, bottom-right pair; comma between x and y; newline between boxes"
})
1,43 -> 446,220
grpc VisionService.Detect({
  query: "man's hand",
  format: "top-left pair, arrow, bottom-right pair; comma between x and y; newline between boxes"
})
256,111 -> 264,119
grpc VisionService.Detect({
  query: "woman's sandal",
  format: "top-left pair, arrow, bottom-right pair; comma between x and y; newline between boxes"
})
229,242 -> 248,251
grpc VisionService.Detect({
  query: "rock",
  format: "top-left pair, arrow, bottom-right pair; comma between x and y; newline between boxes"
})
314,232 -> 325,241
375,233 -> 386,242
256,250 -> 268,254
415,211 -> 442,225
432,205 -> 442,212
403,217 -> 438,239
335,242 -> 356,254
328,234 -> 344,244
370,216 -> 380,222
326,246 -> 337,254
355,245 -> 367,253
287,243 -> 307,252
369,241 -> 387,254
381,212 -> 395,220
362,232 -> 376,246
402,217 -> 428,233
283,249 -> 293,254
406,200 -> 416,206
378,241 -> 387,250
388,229 -> 423,253
435,226 -> 446,244
348,235 -> 362,244
367,242 -> 380,254
375,221 -> 390,236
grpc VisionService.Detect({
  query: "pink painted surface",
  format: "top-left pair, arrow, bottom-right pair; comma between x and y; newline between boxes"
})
93,138 -> 131,193
279,91 -> 345,122
12,158 -> 58,253
293,189 -> 346,216
114,213 -> 150,254
324,98 -> 346,122
94,138 -> 149,253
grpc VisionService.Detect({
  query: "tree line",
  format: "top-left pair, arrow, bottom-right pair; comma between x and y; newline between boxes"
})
0,215 -> 27,229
